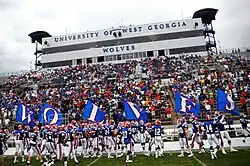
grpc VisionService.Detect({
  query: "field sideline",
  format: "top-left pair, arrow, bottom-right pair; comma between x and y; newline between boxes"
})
3,149 -> 250,166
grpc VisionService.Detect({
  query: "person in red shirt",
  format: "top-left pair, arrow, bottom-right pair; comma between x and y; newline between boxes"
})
240,97 -> 247,109
165,107 -> 172,119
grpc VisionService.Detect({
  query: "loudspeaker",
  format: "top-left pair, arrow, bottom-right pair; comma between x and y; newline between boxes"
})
118,31 -> 122,37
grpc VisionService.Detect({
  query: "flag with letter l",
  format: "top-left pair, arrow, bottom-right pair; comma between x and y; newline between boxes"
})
83,100 -> 106,122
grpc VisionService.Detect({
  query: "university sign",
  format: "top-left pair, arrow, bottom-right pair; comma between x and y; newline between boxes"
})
54,21 -> 187,43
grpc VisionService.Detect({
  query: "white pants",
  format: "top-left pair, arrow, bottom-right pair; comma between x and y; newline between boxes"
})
124,142 -> 132,152
45,142 -> 56,154
40,139 -> 47,153
15,140 -> 24,153
179,137 -> 186,148
105,136 -> 115,149
220,131 -> 231,141
91,137 -> 99,149
139,133 -> 146,144
207,134 -> 219,147
243,128 -> 250,136
57,144 -> 69,160
28,144 -> 41,157
191,133 -> 202,146
154,136 -> 162,148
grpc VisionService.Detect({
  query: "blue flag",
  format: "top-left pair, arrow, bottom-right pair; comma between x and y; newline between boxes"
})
38,103 -> 64,125
217,89 -> 239,115
175,91 -> 200,116
123,101 -> 146,121
139,109 -> 148,123
16,103 -> 35,127
83,100 -> 106,122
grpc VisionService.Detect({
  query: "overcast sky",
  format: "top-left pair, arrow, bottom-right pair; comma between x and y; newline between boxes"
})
0,0 -> 250,73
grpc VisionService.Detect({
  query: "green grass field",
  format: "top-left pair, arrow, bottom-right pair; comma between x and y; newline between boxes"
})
3,150 -> 250,166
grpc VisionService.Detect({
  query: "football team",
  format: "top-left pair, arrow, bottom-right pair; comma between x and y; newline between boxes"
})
0,112 -> 249,166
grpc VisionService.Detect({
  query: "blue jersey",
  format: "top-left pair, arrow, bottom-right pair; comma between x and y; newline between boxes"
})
147,127 -> 154,137
216,115 -> 226,131
78,127 -> 88,139
122,127 -> 132,144
46,130 -> 54,142
24,130 -> 30,138
98,127 -> 105,136
177,122 -> 188,138
240,118 -> 249,129
152,125 -> 164,137
13,130 -> 24,140
138,125 -> 146,134
29,132 -> 38,145
67,128 -> 76,142
90,128 -> 98,138
58,131 -> 67,145
116,126 -> 123,136
192,121 -> 201,134
105,125 -> 114,136
204,121 -> 217,134
40,129 -> 47,139
131,125 -> 138,134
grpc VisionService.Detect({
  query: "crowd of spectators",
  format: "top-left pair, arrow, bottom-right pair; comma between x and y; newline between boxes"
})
0,54 -> 249,128
0,60 -> 172,127
169,54 -> 250,118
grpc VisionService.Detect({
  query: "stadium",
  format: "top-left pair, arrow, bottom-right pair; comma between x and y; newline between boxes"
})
0,5 -> 250,166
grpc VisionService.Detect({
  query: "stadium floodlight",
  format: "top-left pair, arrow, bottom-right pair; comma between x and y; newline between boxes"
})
193,8 -> 219,55
28,31 -> 52,70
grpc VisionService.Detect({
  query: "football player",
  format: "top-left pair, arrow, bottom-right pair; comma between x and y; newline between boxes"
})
144,122 -> 154,156
44,126 -> 57,161
13,124 -> 25,163
214,112 -> 238,154
203,116 -> 220,159
26,128 -> 44,166
189,115 -> 205,154
104,120 -> 116,158
116,122 -> 125,157
177,117 -> 193,157
240,113 -> 250,143
138,120 -> 147,153
0,128 -> 10,154
152,119 -> 165,158
67,123 -> 79,163
23,126 -> 30,150
79,123 -> 90,158
40,125 -> 49,155
122,121 -> 134,163
130,121 -> 138,157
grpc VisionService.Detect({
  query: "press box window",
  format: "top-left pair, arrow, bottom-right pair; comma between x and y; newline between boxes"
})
117,54 -> 122,60
86,57 -> 93,64
97,56 -> 104,62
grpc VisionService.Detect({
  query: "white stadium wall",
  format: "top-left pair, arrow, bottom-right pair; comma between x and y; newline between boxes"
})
42,36 -> 206,63
41,18 -> 207,68
42,18 -> 203,48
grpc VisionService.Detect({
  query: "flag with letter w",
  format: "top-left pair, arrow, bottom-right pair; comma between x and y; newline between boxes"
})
175,91 -> 200,116
217,89 -> 239,115
83,100 -> 106,122
16,103 -> 35,127
37,103 -> 64,125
